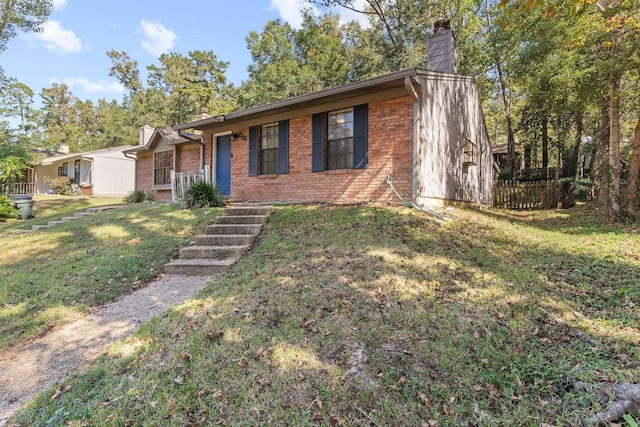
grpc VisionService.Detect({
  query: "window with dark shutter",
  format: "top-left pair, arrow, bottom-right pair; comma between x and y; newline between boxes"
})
249,120 -> 289,176
312,104 -> 368,171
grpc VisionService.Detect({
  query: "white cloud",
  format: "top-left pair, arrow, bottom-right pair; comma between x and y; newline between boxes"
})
140,20 -> 177,56
35,20 -> 82,54
58,77 -> 125,94
335,0 -> 370,27
52,0 -> 67,11
269,0 -> 319,29
270,0 -> 370,29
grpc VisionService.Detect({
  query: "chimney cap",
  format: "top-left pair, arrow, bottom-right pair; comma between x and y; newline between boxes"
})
198,107 -> 209,114
433,18 -> 451,32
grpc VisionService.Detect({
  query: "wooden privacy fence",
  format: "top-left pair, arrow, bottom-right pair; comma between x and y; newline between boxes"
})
493,180 -> 575,210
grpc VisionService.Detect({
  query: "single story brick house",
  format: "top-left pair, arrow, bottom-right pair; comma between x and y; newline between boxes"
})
127,68 -> 493,206
125,125 -> 205,201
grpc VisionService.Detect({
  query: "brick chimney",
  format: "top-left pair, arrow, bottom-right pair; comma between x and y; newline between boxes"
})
58,142 -> 69,154
194,107 -> 210,121
427,18 -> 457,74
139,121 -> 154,146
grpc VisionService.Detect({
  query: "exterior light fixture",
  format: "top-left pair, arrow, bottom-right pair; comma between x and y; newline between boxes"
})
231,132 -> 247,141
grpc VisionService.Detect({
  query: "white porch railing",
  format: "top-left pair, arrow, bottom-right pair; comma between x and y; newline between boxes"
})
2,182 -> 36,196
170,165 -> 211,202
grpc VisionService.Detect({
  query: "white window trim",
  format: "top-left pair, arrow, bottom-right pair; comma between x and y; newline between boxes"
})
153,148 -> 175,190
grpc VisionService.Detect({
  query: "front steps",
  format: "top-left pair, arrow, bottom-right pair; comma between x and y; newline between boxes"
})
165,205 -> 271,275
16,206 -> 124,233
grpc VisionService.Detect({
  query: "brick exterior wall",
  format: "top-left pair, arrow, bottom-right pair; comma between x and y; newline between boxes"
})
135,144 -> 202,202
214,96 -> 414,204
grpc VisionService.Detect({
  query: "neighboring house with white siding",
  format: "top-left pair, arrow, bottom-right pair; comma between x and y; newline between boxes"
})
33,146 -> 136,196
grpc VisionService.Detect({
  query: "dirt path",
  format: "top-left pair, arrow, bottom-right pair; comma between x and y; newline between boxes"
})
0,274 -> 213,425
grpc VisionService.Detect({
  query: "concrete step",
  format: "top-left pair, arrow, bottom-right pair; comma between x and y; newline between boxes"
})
215,215 -> 268,225
87,206 -> 124,214
61,216 -> 80,222
179,245 -> 247,260
16,229 -> 34,234
224,206 -> 271,217
165,258 -> 236,275
47,220 -> 64,226
32,225 -> 50,231
194,234 -> 257,246
204,223 -> 262,235
73,212 -> 94,218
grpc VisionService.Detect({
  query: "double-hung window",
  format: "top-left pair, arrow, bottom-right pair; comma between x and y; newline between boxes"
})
248,120 -> 289,176
312,104 -> 368,172
327,108 -> 354,170
154,150 -> 173,186
261,122 -> 279,175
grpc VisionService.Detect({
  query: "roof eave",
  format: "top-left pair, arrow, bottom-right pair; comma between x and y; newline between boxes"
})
173,69 -> 452,131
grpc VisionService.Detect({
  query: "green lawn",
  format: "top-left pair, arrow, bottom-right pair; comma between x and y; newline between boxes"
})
0,197 -> 221,350
8,203 -> 640,426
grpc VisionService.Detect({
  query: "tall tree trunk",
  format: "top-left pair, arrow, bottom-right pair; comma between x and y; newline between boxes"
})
608,74 -> 621,220
542,116 -> 549,174
485,0 -> 516,183
572,110 -> 583,179
597,96 -> 610,206
626,117 -> 640,216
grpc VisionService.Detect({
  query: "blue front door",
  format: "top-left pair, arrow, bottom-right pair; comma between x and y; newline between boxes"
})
216,135 -> 231,196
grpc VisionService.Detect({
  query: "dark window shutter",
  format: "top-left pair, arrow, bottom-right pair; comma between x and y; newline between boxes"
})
353,104 -> 368,169
248,126 -> 258,176
312,113 -> 325,172
278,120 -> 289,174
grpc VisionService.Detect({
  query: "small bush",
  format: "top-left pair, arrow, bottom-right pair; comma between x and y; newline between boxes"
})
0,195 -> 19,221
182,181 -> 226,209
48,176 -> 72,195
125,189 -> 148,203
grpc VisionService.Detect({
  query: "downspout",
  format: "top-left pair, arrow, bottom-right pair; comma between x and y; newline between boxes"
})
123,151 -> 138,190
389,75 -> 452,222
405,75 -> 421,203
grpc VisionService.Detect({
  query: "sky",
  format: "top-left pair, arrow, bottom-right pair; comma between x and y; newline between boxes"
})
1,0 -> 368,105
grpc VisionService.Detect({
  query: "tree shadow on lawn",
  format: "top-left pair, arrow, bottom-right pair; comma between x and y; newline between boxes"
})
474,203 -> 638,236
0,204 -> 219,351
14,204 -> 639,426
209,205 -> 639,424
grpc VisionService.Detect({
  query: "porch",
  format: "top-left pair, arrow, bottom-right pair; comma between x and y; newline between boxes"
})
170,166 -> 210,202
2,182 -> 36,196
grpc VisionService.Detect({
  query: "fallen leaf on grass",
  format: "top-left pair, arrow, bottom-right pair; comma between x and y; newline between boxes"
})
206,331 -> 224,341
308,396 -> 323,409
418,392 -> 429,405
174,375 -> 184,385
50,387 -> 62,401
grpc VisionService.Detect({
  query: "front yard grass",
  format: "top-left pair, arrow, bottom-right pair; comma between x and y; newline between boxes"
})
0,201 -> 221,351
8,203 -> 640,426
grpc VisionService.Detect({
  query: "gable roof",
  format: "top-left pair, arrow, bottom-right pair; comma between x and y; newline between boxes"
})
174,68 -> 473,132
124,127 -> 200,154
39,145 -> 136,165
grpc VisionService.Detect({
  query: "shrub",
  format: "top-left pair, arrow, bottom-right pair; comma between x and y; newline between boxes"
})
182,181 -> 226,209
48,176 -> 72,195
125,189 -> 147,203
0,195 -> 19,221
